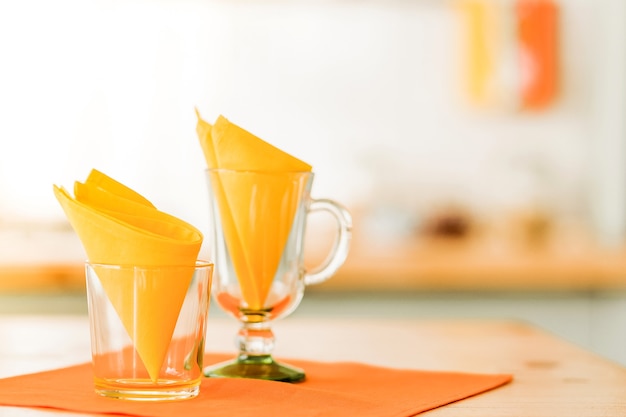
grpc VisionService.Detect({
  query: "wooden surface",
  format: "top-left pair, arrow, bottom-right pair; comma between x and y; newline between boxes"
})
0,315 -> 625,416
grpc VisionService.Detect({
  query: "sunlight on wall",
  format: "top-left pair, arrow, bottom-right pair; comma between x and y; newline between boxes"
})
0,0 -> 216,227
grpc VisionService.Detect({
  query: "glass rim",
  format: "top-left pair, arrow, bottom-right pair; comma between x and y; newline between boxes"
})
85,260 -> 213,270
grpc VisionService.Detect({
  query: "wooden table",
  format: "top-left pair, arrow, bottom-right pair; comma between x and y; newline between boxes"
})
0,315 -> 625,416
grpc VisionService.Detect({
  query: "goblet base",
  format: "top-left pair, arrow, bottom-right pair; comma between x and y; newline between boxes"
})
204,354 -> 305,383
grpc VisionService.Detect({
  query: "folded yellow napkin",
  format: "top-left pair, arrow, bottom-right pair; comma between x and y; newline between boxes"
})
196,112 -> 311,171
53,169 -> 203,381
196,111 -> 311,310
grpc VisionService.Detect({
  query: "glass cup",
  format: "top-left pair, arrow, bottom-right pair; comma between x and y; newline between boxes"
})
203,169 -> 352,382
85,261 -> 213,401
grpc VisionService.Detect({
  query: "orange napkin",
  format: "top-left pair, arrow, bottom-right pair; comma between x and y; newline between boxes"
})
0,353 -> 512,417
53,169 -> 203,382
196,112 -> 311,310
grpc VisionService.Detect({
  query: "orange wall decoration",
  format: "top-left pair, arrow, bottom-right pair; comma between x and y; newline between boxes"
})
517,0 -> 559,110
457,0 -> 501,107
457,0 -> 559,110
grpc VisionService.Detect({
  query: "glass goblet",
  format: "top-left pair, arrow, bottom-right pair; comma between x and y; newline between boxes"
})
203,169 -> 352,382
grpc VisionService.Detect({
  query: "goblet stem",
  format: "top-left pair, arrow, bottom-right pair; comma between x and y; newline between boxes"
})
204,320 -> 305,382
237,321 -> 275,356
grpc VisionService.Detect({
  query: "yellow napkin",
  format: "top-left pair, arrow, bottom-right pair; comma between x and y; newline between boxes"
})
197,112 -> 311,171
196,111 -> 311,310
53,169 -> 203,382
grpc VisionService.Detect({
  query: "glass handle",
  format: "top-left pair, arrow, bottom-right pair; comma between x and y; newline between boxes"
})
304,199 -> 353,286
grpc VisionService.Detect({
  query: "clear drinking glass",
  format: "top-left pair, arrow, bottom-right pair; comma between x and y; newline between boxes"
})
85,261 -> 213,400
203,169 -> 352,382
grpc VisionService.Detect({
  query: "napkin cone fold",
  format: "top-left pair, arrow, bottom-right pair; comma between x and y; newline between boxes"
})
196,111 -> 311,310
53,169 -> 203,382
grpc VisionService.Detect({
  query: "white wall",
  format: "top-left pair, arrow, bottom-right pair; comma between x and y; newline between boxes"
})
0,0 -> 623,248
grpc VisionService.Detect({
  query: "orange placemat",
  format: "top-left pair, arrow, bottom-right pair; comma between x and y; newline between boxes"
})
0,353 -> 512,417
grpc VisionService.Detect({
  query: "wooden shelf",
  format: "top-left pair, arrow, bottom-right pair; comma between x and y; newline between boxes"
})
1,229 -> 626,293
309,235 -> 626,292
0,263 -> 85,292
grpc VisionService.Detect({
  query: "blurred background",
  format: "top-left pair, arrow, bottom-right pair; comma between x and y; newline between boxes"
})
1,0 -> 626,365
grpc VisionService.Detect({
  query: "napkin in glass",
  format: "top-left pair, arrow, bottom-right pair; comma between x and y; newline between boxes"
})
195,111 -> 311,310
53,169 -> 203,381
